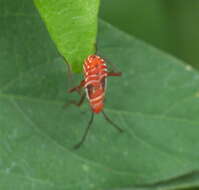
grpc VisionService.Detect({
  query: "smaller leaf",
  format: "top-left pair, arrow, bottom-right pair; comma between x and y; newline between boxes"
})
34,0 -> 100,72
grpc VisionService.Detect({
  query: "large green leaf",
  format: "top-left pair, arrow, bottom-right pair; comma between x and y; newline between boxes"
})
1,1 -> 199,190
34,0 -> 99,72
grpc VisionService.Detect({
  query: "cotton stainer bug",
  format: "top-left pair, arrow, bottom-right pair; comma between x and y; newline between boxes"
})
67,54 -> 123,149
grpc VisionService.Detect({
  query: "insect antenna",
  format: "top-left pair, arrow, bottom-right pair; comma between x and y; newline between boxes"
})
57,51 -> 74,88
102,111 -> 123,133
73,112 -> 94,149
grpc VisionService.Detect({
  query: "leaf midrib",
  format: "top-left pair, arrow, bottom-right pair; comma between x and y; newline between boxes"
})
1,92 -> 199,126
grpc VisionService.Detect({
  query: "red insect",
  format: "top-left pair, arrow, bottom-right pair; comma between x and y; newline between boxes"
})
68,54 -> 123,148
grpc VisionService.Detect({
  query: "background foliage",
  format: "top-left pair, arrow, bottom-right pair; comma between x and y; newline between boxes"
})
100,0 -> 199,70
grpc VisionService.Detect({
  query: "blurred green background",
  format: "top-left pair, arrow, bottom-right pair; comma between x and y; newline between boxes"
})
100,0 -> 199,70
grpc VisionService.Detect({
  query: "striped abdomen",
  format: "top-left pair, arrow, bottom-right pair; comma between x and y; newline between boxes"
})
83,55 -> 108,113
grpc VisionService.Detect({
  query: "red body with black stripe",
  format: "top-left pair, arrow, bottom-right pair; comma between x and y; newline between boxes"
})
83,55 -> 107,113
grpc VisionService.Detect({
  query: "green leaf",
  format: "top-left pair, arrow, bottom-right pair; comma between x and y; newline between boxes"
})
1,1 -> 199,190
111,170 -> 199,190
34,0 -> 99,72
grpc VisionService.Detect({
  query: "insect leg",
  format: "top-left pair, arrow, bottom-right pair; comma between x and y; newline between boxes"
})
64,93 -> 86,108
73,112 -> 94,149
57,52 -> 74,84
102,111 -> 123,132
68,80 -> 85,94
107,72 -> 122,77
102,56 -> 121,74
65,59 -> 73,83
